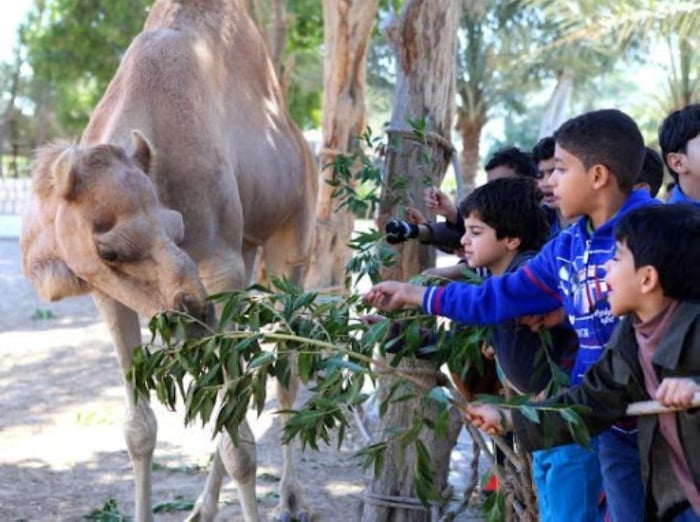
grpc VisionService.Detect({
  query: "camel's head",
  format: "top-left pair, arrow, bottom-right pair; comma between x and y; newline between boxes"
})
21,131 -> 212,323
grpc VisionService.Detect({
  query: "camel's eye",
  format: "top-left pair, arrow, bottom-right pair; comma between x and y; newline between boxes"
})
97,247 -> 119,262
93,218 -> 115,234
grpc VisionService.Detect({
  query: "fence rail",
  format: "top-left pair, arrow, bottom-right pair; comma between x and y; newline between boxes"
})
0,177 -> 30,215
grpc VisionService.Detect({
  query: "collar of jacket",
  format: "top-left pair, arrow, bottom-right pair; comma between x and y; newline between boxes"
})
612,300 -> 700,370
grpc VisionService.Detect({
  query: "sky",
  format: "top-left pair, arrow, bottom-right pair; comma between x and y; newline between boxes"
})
0,1 -> 33,63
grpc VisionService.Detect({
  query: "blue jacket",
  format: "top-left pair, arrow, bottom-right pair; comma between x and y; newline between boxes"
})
423,189 -> 658,385
668,185 -> 700,207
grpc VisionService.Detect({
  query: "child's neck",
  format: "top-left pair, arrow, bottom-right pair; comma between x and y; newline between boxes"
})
586,190 -> 629,230
557,209 -> 577,228
679,174 -> 700,201
633,293 -> 674,323
487,251 -> 518,276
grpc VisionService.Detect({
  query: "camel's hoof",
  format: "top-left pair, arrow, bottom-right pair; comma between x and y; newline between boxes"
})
185,500 -> 217,522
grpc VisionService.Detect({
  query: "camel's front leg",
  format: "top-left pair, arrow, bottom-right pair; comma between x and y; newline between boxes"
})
218,421 -> 259,521
271,372 -> 311,522
93,293 -> 157,522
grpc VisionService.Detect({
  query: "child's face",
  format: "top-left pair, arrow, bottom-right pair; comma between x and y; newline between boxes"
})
551,144 -> 594,219
536,158 -> 556,207
675,134 -> 700,178
603,240 -> 643,317
460,213 -> 517,275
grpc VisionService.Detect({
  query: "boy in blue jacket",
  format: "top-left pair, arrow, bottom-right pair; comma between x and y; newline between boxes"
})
365,109 -> 658,521
659,103 -> 700,205
466,204 -> 700,522
457,176 -> 603,521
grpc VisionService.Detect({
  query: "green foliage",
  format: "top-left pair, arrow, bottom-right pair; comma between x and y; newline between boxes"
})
325,127 -> 388,220
84,499 -> 128,522
152,496 -> 195,513
31,308 -> 56,320
21,0 -> 154,135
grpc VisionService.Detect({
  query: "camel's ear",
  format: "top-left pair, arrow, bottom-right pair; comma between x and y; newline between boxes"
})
131,130 -> 153,174
159,208 -> 185,244
51,147 -> 78,200
20,198 -> 91,301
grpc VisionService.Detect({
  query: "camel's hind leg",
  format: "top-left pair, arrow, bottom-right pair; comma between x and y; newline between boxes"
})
189,247 -> 261,521
260,223 -> 313,522
93,293 -> 157,522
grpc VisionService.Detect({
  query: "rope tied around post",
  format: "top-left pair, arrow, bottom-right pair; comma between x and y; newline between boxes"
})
384,126 -> 455,156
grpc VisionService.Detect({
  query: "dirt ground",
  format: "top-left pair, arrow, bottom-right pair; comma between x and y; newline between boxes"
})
0,238 -> 369,521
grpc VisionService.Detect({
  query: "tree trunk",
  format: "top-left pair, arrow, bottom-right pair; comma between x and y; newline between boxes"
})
0,49 -> 22,178
376,0 -> 460,282
361,356 -> 463,522
455,107 -> 486,199
363,2 -> 461,521
243,0 -> 292,107
304,0 -> 379,289
538,67 -> 574,139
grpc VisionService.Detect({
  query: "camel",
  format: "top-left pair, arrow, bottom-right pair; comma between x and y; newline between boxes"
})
19,1 -> 317,521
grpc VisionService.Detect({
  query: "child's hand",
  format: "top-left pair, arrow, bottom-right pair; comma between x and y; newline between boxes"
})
518,308 -> 567,332
405,206 -> 428,225
656,378 -> 700,408
363,281 -> 426,312
465,404 -> 512,435
424,187 -> 458,222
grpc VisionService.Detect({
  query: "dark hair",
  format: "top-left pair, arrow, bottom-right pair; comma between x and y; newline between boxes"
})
484,146 -> 538,179
531,136 -> 555,164
553,109 -> 644,193
458,177 -> 549,252
658,104 -> 700,182
636,147 -> 664,197
614,204 -> 700,300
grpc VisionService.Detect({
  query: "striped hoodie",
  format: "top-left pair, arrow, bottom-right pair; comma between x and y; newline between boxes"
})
423,189 -> 658,385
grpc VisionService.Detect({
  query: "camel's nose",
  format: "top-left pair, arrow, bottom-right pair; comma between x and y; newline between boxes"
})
174,292 -> 215,326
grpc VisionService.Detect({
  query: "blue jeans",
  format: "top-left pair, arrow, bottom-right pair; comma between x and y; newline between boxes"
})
532,441 -> 605,522
598,427 -> 645,522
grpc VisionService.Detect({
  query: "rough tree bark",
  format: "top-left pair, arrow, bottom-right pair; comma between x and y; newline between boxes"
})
362,357 -> 463,522
304,0 -> 379,289
455,103 -> 486,199
377,0 -> 460,282
362,2 -> 462,522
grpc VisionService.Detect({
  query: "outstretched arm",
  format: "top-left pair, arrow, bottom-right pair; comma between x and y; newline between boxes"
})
364,281 -> 427,312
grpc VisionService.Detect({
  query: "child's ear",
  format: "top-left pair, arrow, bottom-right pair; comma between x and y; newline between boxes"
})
504,236 -> 521,252
666,152 -> 686,175
590,164 -> 611,189
639,265 -> 661,294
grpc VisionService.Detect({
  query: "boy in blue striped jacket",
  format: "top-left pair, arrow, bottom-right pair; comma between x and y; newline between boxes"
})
365,109 -> 658,521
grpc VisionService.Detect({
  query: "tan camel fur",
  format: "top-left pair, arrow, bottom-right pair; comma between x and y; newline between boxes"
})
20,1 -> 317,521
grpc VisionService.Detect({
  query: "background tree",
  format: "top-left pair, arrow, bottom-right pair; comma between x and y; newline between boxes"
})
21,0 -> 154,138
531,0 -> 700,145
0,49 -> 25,177
363,2 -> 461,519
304,0 -> 379,289
376,0 -> 460,281
246,0 -> 325,128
